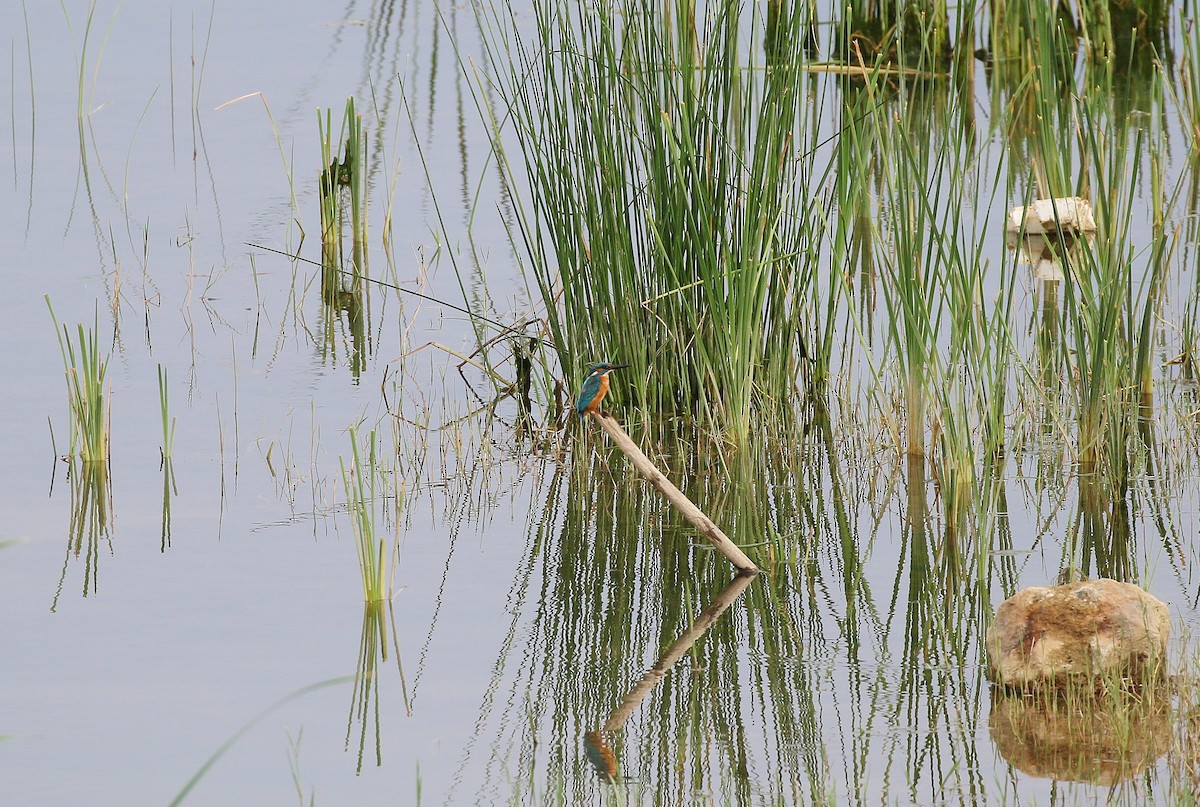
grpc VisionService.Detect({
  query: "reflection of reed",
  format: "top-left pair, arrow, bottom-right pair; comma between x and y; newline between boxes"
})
588,571 -> 757,779
319,270 -> 371,381
160,457 -> 177,552
442,423 -> 843,802
834,0 -> 950,67
345,601 -> 409,773
448,400 -> 1184,802
51,459 -> 112,612
318,97 -> 372,381
1073,465 -> 1136,583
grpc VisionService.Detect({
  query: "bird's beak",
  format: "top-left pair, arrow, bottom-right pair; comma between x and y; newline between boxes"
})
609,363 -> 630,370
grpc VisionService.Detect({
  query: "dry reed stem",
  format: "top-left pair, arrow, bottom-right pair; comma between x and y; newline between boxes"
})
588,412 -> 761,573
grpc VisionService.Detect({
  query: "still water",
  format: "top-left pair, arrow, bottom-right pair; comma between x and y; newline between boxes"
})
2,2 -> 1199,805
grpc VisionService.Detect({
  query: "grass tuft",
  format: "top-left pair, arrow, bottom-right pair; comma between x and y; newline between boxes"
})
340,426 -> 394,602
46,296 -> 110,463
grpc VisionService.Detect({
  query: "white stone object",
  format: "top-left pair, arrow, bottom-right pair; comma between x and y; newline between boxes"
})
1006,197 -> 1097,235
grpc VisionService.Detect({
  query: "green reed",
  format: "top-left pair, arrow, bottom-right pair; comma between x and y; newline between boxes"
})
474,0 -> 829,438
991,7 -> 1179,486
1180,9 -> 1200,152
318,97 -> 368,274
1059,102 -> 1162,471
848,62 -> 1011,470
340,426 -> 393,602
158,364 -> 178,551
46,297 -> 109,463
158,364 -> 176,460
318,98 -> 371,380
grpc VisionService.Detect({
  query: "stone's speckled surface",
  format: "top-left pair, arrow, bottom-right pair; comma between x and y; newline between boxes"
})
986,579 -> 1170,689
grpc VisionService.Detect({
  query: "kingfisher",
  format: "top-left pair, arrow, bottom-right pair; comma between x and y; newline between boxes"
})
575,362 -> 630,417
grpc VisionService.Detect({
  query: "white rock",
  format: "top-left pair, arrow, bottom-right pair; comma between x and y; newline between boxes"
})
1006,197 -> 1097,235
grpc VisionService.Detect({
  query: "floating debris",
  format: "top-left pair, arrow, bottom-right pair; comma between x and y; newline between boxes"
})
1005,197 -> 1097,281
1006,196 -> 1097,236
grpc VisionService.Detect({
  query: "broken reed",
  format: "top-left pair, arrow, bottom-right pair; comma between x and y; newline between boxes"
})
340,427 -> 392,602
474,0 -> 830,438
46,296 -> 110,463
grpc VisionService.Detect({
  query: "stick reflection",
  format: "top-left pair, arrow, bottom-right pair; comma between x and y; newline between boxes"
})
584,571 -> 758,782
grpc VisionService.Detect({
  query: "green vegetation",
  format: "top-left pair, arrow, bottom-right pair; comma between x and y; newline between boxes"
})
436,6 -> 1200,795
318,97 -> 368,270
318,97 -> 371,380
158,365 -> 177,551
475,0 -> 830,439
46,297 -> 110,463
157,364 -> 176,460
466,0 -> 1193,494
30,0 -> 1200,803
340,426 -> 394,603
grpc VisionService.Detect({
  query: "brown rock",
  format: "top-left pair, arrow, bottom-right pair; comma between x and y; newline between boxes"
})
986,578 -> 1169,690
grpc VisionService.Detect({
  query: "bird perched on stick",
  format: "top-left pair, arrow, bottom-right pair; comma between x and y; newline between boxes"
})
576,362 -> 629,417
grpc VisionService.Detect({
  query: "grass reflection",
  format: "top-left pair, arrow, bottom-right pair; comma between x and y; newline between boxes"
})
425,381 -> 1200,804
51,458 -> 112,612
346,600 -> 410,773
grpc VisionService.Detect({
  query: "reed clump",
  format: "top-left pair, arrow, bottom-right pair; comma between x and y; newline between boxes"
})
46,297 -> 110,463
340,427 -> 395,602
318,98 -> 371,380
475,1 -> 830,438
318,97 -> 368,274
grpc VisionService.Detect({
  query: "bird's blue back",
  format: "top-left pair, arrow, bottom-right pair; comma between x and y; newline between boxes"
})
576,370 -> 603,416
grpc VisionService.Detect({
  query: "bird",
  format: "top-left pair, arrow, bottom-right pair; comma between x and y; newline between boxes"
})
575,362 -> 629,417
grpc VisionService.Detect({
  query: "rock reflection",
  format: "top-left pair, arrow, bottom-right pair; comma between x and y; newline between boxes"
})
1005,230 -> 1085,283
989,687 -> 1172,785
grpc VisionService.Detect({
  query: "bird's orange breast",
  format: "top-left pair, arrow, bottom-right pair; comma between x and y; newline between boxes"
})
586,372 -> 610,412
